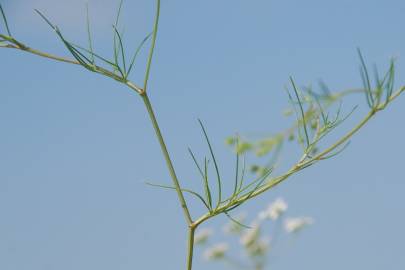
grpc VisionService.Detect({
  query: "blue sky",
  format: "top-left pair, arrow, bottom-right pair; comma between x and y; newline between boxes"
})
1,1 -> 405,270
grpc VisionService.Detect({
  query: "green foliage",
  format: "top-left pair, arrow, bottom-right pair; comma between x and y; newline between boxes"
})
0,2 -> 404,270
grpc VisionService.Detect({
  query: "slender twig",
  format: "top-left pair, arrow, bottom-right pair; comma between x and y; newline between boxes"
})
192,85 -> 405,227
1,38 -> 144,93
141,93 -> 193,224
1,2 -> 404,270
186,227 -> 196,270
143,0 -> 160,92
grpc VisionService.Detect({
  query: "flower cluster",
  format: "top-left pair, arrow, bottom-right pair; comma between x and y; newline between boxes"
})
195,198 -> 313,269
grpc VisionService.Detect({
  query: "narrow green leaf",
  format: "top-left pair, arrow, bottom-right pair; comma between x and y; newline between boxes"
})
35,9 -> 57,31
72,43 -> 118,68
0,4 -> 12,36
188,148 -> 212,210
127,32 -> 153,77
318,141 -> 351,160
112,1 -> 123,74
198,119 -> 222,209
204,157 -> 213,210
237,156 -> 246,194
385,59 -> 395,104
112,25 -> 127,75
223,211 -> 251,229
188,148 -> 204,177
143,0 -> 160,91
114,0 -> 124,29
357,48 -> 374,108
238,171 -> 269,206
146,182 -> 211,211
232,137 -> 240,198
86,3 -> 95,64
236,167 -> 273,197
290,77 -> 310,149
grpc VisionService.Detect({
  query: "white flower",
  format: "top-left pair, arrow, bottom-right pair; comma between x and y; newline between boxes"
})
284,217 -> 314,233
194,228 -> 213,245
240,222 -> 260,247
223,212 -> 247,234
247,237 -> 270,257
258,198 -> 288,221
203,243 -> 229,260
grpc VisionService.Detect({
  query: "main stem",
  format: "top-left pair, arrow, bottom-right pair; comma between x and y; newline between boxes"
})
142,93 -> 197,270
141,93 -> 193,225
186,227 -> 196,270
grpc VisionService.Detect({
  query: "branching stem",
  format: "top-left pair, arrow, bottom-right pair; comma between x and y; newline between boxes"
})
186,226 -> 196,270
192,85 -> 405,228
141,93 -> 193,225
142,91 -> 196,270
2,2 -> 404,269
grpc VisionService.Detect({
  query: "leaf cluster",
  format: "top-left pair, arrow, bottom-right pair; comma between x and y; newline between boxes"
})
0,2 -> 151,94
226,51 -> 399,177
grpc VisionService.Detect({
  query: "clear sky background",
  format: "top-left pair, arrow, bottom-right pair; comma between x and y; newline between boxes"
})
1,0 -> 405,270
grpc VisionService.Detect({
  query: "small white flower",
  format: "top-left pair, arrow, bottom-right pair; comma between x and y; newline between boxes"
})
240,222 -> 260,247
203,243 -> 229,260
284,217 -> 314,233
247,237 -> 270,257
194,228 -> 213,245
268,198 -> 288,220
258,198 -> 288,221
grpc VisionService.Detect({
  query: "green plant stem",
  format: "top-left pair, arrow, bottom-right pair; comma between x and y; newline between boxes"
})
142,92 -> 196,270
186,226 -> 196,270
0,38 -> 145,93
1,41 -> 78,64
141,92 -> 193,225
143,0 -> 160,92
310,85 -> 405,162
193,85 -> 405,227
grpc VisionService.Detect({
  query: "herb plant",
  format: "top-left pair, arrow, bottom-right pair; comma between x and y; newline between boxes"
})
1,1 -> 403,270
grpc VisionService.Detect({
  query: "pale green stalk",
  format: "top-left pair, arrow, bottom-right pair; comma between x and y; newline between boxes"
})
1,2 -> 404,270
140,2 -> 198,268
1,2 -> 197,268
143,0 -> 160,92
186,227 -> 196,270
192,85 -> 404,227
141,93 -> 193,224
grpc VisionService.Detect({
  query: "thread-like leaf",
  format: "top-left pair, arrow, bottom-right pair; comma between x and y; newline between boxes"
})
237,156 -> 246,194
35,9 -> 57,30
72,43 -> 118,68
386,60 -> 395,102
112,0 -> 124,75
0,4 -> 12,36
198,119 -> 222,209
318,141 -> 351,160
146,182 -> 211,211
236,167 -> 273,197
238,171 -> 269,205
112,25 -> 127,75
232,137 -> 240,197
204,157 -> 213,210
127,32 -> 153,77
290,77 -> 310,149
223,211 -> 251,229
357,48 -> 374,108
188,148 -> 213,210
143,0 -> 160,91
35,9 -> 92,69
86,3 -> 95,64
